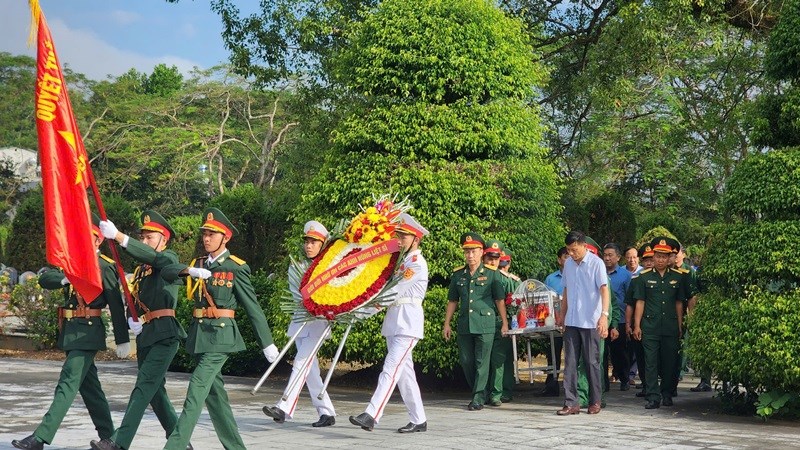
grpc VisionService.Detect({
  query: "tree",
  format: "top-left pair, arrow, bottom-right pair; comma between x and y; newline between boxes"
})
294,0 -> 563,282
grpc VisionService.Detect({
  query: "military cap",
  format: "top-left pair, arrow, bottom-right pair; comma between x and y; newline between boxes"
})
638,243 -> 654,259
585,236 -> 601,256
499,248 -> 512,266
91,213 -> 101,237
460,232 -> 484,249
140,210 -> 174,241
303,220 -> 328,242
484,239 -> 503,256
200,207 -> 238,238
396,213 -> 429,239
665,237 -> 681,254
651,236 -> 674,254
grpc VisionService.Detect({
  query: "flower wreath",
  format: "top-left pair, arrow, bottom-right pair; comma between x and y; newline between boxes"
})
282,195 -> 411,322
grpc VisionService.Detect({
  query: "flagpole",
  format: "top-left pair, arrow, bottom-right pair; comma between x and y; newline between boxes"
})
84,168 -> 140,321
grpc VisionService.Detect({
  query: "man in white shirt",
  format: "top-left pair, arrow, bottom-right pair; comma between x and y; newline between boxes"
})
350,213 -> 428,433
556,231 -> 610,416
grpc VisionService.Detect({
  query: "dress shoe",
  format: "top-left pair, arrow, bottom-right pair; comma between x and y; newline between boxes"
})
556,405 -> 580,416
90,439 -> 122,450
262,405 -> 286,424
467,402 -> 483,411
500,396 -> 512,403
312,415 -> 335,427
690,382 -> 712,392
12,435 -> 43,450
662,397 -> 674,407
587,403 -> 601,414
398,422 -> 427,433
489,399 -> 502,407
645,401 -> 660,409
349,412 -> 375,431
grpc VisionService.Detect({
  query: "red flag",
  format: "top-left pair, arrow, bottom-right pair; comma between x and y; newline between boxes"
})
32,2 -> 102,303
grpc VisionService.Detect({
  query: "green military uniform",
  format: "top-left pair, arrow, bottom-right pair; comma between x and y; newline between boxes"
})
487,246 -> 520,403
448,233 -> 506,408
482,239 -> 509,405
634,238 -> 687,406
30,251 -> 129,446
107,211 -> 187,450
162,208 -> 274,450
625,244 -> 653,396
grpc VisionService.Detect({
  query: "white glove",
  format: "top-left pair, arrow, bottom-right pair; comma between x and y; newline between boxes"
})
188,267 -> 212,279
263,344 -> 279,363
60,277 -> 70,286
127,317 -> 143,336
99,220 -> 118,240
115,342 -> 131,358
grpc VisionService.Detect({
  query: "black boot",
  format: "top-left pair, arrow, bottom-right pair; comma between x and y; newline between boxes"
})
398,422 -> 427,433
90,439 -> 122,450
312,415 -> 335,427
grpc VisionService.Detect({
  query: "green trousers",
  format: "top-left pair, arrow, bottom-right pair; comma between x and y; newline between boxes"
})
577,339 -> 606,407
164,352 -> 244,450
456,332 -> 494,405
112,338 -> 179,449
643,334 -> 679,403
486,330 -> 513,402
34,350 -> 114,444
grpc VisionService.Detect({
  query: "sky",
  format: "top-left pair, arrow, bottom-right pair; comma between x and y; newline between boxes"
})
0,0 -> 248,80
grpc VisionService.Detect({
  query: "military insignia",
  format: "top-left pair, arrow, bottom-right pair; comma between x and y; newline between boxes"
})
143,214 -> 151,223
226,281 -> 233,288
492,242 -> 500,249
403,268 -> 415,280
669,280 -> 678,285
227,272 -> 234,280
207,212 -> 214,221
480,268 -> 484,273
477,276 -> 488,281
412,255 -> 418,262
659,239 -> 666,245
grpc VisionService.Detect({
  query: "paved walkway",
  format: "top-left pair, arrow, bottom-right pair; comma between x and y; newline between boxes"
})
0,358 -> 797,449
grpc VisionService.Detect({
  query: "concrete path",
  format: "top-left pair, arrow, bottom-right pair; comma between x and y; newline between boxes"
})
0,358 -> 797,449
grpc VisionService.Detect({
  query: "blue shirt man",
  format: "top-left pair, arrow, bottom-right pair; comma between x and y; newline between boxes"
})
545,247 -> 568,296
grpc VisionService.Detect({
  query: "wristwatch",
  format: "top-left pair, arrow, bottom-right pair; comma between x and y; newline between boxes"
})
601,311 -> 609,317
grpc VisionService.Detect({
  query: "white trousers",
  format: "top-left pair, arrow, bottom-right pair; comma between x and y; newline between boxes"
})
365,335 -> 426,424
276,329 -> 335,418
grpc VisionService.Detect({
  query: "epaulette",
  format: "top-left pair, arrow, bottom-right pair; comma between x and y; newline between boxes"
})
675,267 -> 689,274
229,255 -> 246,265
452,265 -> 465,272
100,254 -> 114,264
640,268 -> 652,274
484,264 -> 497,271
510,273 -> 521,282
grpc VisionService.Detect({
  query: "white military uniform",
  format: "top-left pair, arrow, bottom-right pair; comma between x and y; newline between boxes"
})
275,222 -> 335,419
364,238 -> 428,425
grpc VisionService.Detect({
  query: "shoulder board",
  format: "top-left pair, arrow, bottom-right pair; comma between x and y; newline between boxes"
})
452,265 -> 465,272
229,255 -> 246,265
510,273 -> 521,281
100,254 -> 114,264
640,268 -> 653,274
670,268 -> 684,274
484,265 -> 497,271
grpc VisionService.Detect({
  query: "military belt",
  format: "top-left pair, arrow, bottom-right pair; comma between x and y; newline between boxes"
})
142,308 -> 175,324
193,308 -> 236,319
59,307 -> 103,319
391,297 -> 423,307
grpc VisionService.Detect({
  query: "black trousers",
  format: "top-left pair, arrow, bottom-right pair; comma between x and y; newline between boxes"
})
603,322 -> 630,389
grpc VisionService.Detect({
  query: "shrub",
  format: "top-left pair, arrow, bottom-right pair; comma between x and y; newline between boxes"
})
168,215 -> 202,264
6,191 -> 46,272
7,276 -> 60,348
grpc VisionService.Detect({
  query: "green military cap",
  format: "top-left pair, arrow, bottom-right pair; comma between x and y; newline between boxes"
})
651,236 -> 674,254
140,210 -> 175,241
665,237 -> 681,254
638,243 -> 654,259
460,232 -> 484,249
200,207 -> 239,238
91,213 -> 101,237
484,239 -> 503,256
585,236 -> 601,256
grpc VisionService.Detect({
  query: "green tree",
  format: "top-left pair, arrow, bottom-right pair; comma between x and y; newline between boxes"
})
143,63 -> 183,96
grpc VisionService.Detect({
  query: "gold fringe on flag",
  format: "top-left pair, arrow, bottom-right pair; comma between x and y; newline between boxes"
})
28,0 -> 42,47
